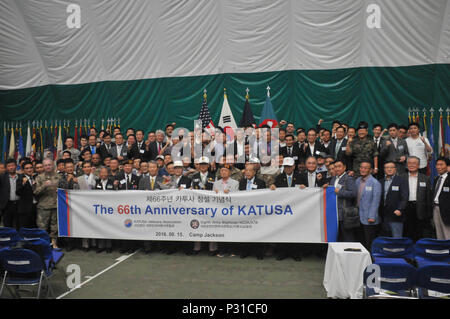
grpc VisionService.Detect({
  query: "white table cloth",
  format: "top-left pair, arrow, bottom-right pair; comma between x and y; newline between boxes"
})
323,242 -> 372,299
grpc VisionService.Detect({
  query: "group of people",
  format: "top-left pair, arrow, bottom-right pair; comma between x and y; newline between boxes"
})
0,119 -> 449,261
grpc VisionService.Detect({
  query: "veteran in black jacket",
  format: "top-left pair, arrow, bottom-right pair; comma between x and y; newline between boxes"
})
379,161 -> 409,238
401,156 -> 432,241
432,157 -> 450,240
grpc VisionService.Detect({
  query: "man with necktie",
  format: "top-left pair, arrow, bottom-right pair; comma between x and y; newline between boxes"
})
238,164 -> 267,259
432,157 -> 450,239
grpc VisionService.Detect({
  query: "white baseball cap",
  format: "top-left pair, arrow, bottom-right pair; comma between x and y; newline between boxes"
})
173,160 -> 183,167
282,157 -> 295,166
198,156 -> 210,164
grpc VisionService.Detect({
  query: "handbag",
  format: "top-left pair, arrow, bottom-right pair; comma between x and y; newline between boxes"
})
339,176 -> 360,229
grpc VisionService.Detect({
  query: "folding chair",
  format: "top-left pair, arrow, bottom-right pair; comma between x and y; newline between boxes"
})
371,236 -> 414,265
363,261 -> 418,299
19,229 -> 64,269
414,238 -> 450,267
19,228 -> 51,243
0,248 -> 55,299
416,264 -> 450,299
0,227 -> 21,248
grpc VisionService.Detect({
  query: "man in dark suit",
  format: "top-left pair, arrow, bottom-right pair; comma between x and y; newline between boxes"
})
190,156 -> 217,255
298,156 -> 328,188
270,157 -> 302,190
380,124 -> 409,174
191,157 -> 215,191
401,156 -> 432,241
98,133 -> 115,160
124,134 -> 141,161
93,167 -> 115,253
147,130 -> 167,161
109,133 -> 128,162
0,159 -> 20,228
280,134 -> 302,167
270,157 -> 303,261
329,160 -> 358,242
238,163 -> 267,259
81,134 -> 99,156
328,126 -> 349,168
172,161 -> 192,189
303,128 -> 328,159
114,160 -> 140,253
15,161 -> 37,229
380,161 -> 409,238
432,157 -> 450,239
114,159 -> 140,191
372,124 -> 387,179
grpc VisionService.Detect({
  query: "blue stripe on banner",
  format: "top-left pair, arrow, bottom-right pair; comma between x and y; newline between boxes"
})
325,187 -> 339,242
57,189 -> 68,237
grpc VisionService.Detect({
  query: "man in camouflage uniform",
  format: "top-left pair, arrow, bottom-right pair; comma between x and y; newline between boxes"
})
345,122 -> 379,177
33,158 -> 62,248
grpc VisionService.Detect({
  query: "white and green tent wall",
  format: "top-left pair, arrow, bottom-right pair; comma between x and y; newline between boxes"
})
0,0 -> 449,138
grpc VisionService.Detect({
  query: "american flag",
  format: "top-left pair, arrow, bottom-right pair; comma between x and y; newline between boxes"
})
198,92 -> 215,134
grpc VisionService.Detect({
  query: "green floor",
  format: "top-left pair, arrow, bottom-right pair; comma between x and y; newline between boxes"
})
2,248 -> 327,299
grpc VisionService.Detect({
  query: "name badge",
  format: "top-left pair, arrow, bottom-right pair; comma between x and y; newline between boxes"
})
252,184 -> 258,189
107,185 -> 114,189
365,186 -> 372,191
341,147 -> 346,151
193,179 -> 199,182
444,187 -> 450,193
140,149 -> 145,154
315,151 -> 320,155
392,186 -> 399,191
179,184 -> 186,189
120,179 -> 126,185
293,156 -> 298,160
123,152 -> 127,156
398,145 -> 404,151
419,182 -> 426,187
96,185 -> 102,189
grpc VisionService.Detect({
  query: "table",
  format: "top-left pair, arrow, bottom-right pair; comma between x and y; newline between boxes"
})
323,242 -> 373,299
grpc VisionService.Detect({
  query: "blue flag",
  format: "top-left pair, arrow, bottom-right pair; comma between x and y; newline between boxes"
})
428,117 -> 438,180
259,94 -> 278,128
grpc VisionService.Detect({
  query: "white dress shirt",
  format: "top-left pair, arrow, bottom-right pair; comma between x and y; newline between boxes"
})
408,173 -> 418,201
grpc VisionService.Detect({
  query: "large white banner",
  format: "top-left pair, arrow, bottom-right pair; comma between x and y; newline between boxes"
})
57,188 -> 338,243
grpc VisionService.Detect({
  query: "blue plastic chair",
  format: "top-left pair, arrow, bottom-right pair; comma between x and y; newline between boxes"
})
363,261 -> 418,299
414,238 -> 450,267
0,227 -> 21,248
0,248 -> 55,299
416,264 -> 450,299
371,237 -> 414,266
19,228 -> 51,243
18,228 -> 64,269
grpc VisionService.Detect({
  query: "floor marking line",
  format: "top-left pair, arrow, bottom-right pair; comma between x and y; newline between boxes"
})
56,249 -> 140,299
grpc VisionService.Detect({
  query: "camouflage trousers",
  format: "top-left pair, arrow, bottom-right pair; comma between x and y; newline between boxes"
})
36,208 -> 58,239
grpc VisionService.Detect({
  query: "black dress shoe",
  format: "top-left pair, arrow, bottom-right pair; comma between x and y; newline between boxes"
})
96,248 -> 105,254
256,255 -> 264,260
276,254 -> 287,261
65,246 -> 74,252
82,247 -> 89,252
119,248 -> 128,254
166,250 -> 175,255
208,250 -> 219,256
293,255 -> 302,262
240,253 -> 249,259
106,248 -> 112,253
